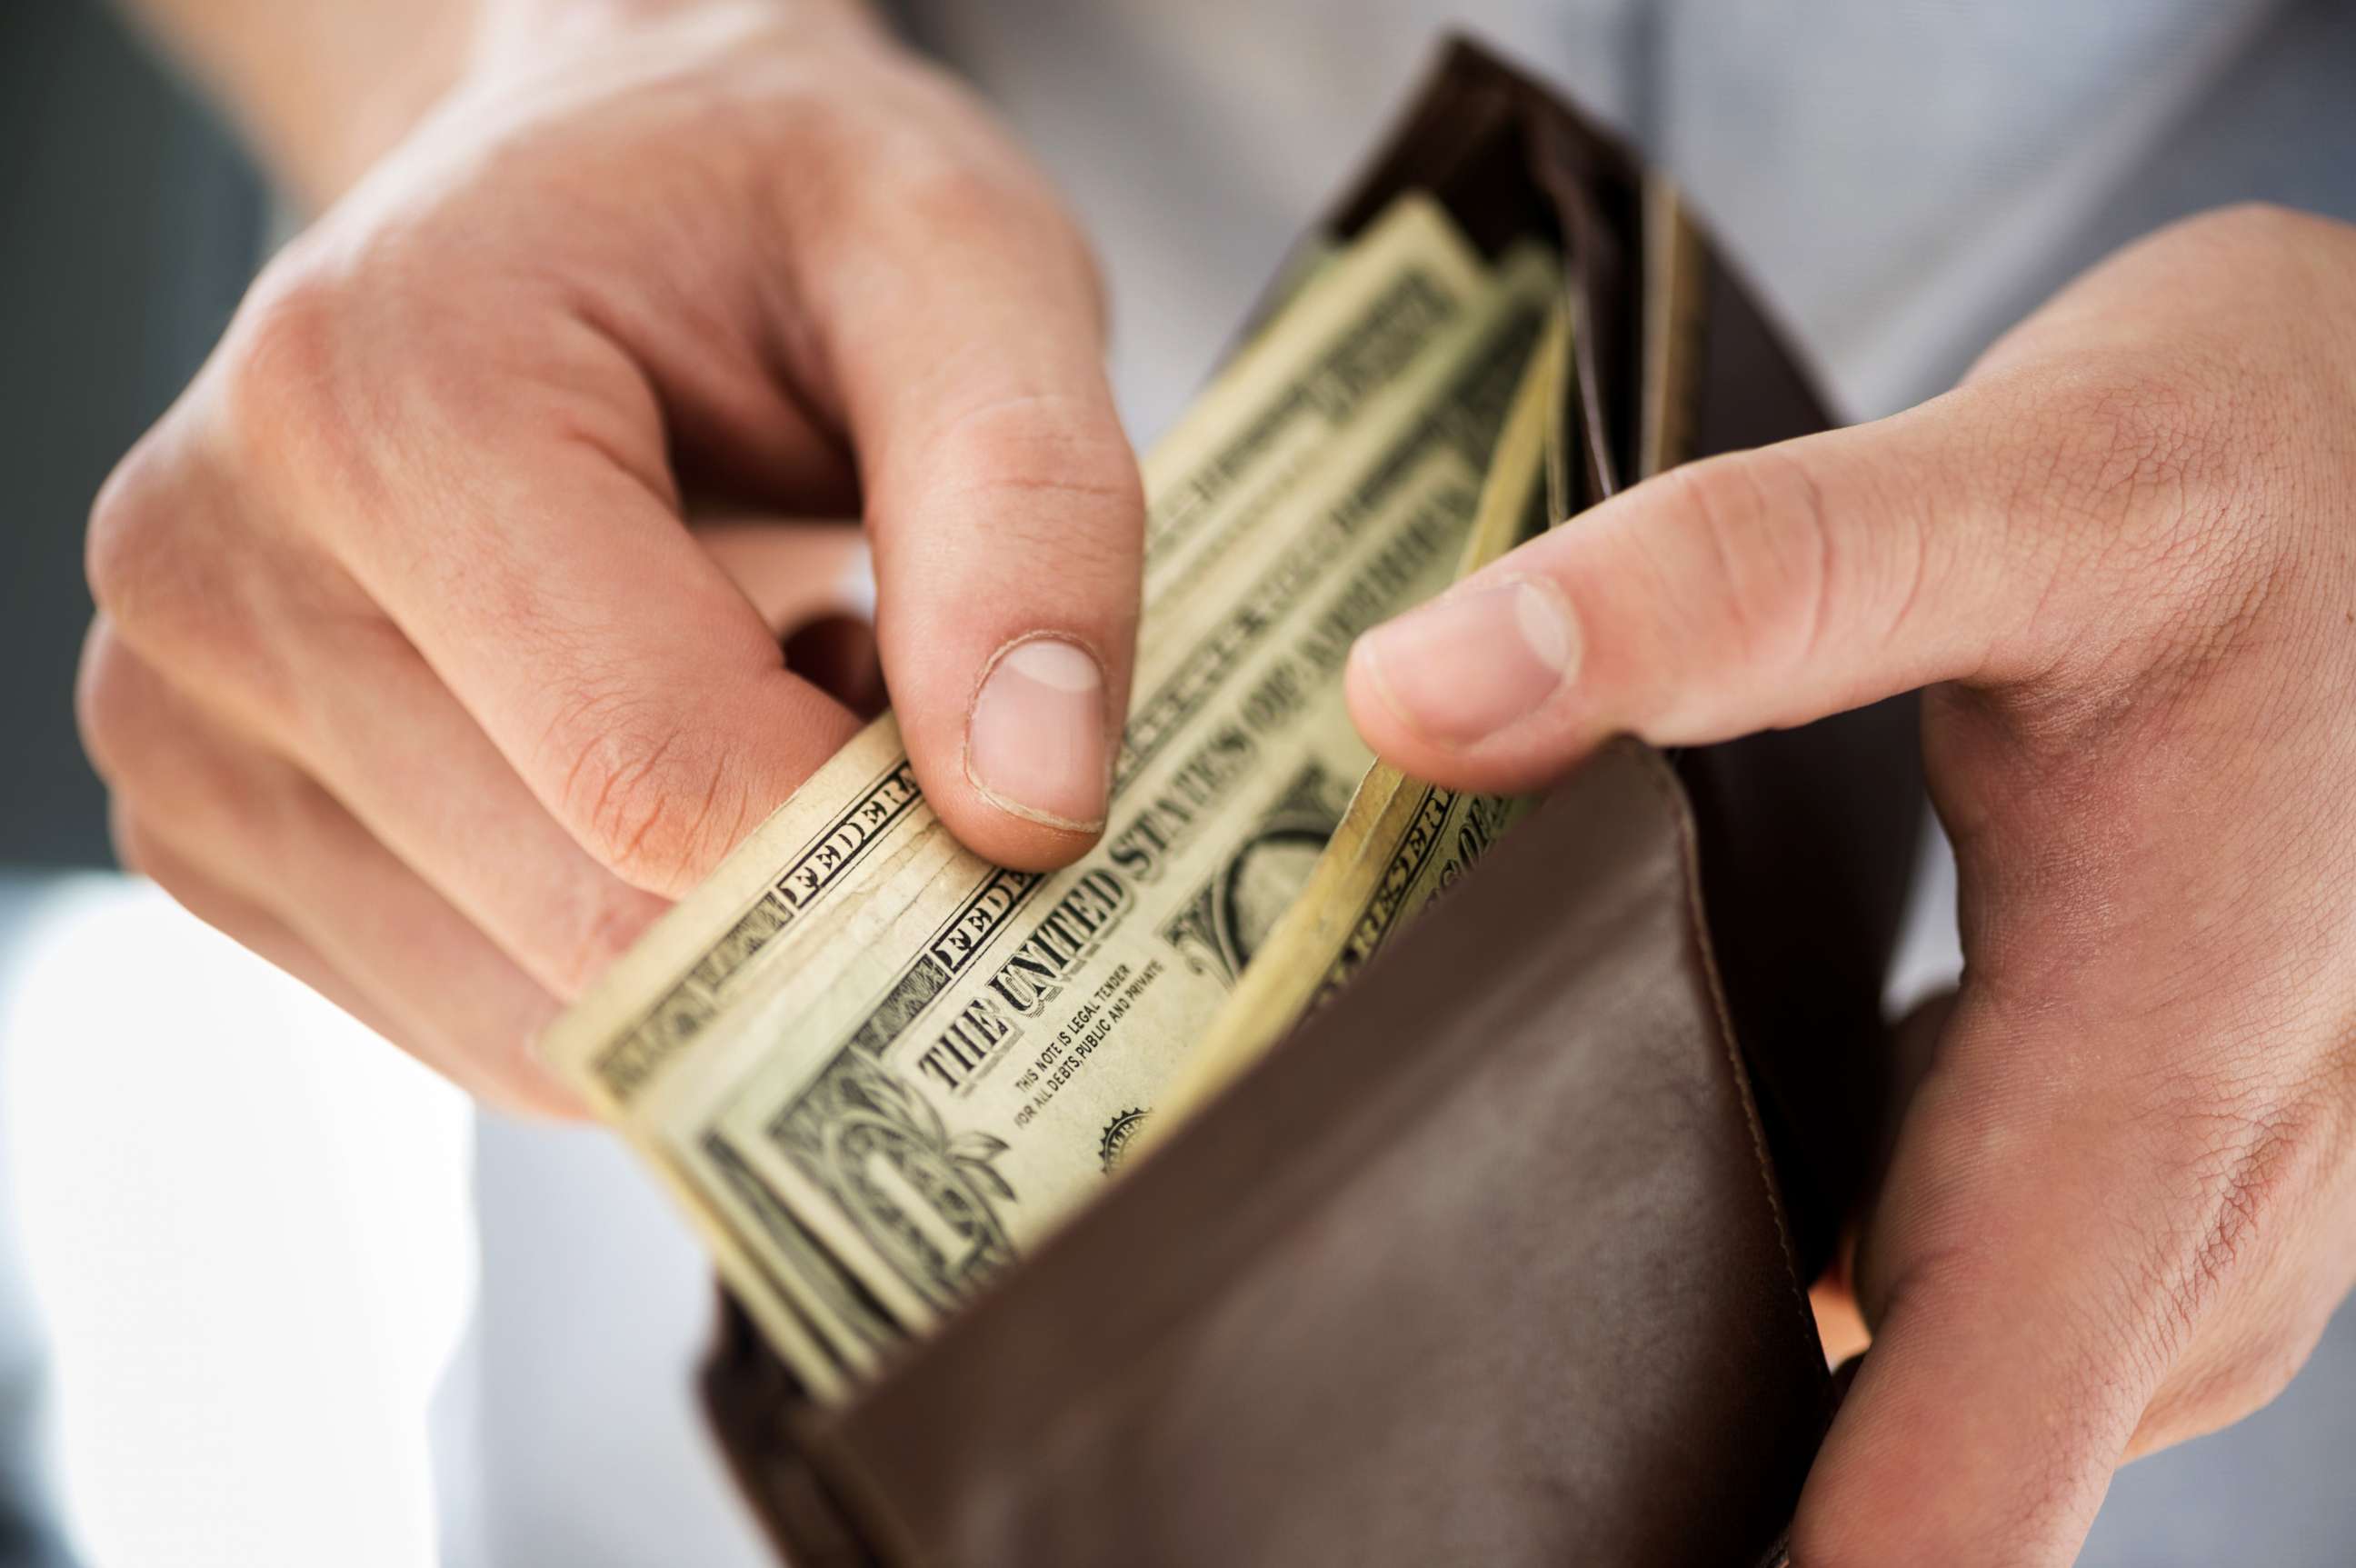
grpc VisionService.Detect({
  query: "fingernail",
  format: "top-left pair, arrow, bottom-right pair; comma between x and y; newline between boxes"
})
966,637 -> 1110,830
1354,576 -> 1579,747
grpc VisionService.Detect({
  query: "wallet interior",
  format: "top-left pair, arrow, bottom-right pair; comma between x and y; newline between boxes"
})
699,37 -> 1923,1568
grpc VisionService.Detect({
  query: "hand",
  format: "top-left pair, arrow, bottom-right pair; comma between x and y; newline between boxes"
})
1347,204 -> 2356,1563
79,0 -> 1142,1113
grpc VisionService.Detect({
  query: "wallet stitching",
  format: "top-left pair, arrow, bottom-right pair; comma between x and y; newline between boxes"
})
1632,743 -> 1822,1359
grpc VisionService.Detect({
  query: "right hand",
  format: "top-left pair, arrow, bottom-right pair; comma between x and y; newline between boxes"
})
78,0 -> 1143,1113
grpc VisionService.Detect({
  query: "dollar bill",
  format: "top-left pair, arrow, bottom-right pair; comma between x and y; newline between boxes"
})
537,199 -> 1504,1374
716,249 -> 1546,1358
1152,308 -> 1571,1131
541,193 -> 1566,1393
539,195 -> 1508,1381
546,241 -> 1560,1392
543,195 -> 1492,1125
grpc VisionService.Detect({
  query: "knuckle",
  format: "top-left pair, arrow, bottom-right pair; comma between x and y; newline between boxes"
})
893,152 -> 1034,244
84,460 -> 304,731
75,624 -> 152,788
1991,355 -> 2249,671
549,888 -> 663,1001
221,263 -> 342,427
547,690 -> 751,893
828,70 -> 1105,320
930,393 -> 1143,560
85,434 -> 188,630
1985,355 -> 2214,563
2046,363 -> 2217,524
86,341 -> 351,718
214,258 -> 363,490
1654,450 -> 1837,680
864,91 -> 1089,267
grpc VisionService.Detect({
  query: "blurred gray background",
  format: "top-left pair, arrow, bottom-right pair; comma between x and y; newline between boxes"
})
2,0 -> 2352,1563
1,0 -> 261,871
2,10 -> 269,1563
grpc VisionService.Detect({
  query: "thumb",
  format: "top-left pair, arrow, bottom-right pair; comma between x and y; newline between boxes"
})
799,112 -> 1143,873
1343,389 -> 2062,792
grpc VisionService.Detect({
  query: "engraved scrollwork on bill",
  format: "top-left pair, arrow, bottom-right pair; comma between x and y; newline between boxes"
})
763,1054 -> 1020,1313
1163,763 -> 1352,986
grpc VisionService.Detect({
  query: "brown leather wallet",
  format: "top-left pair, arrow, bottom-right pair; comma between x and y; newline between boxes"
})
699,37 -> 1922,1567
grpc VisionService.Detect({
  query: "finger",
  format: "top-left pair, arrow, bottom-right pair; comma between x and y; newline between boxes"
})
1344,385 -> 2079,793
112,813 -> 561,1114
690,517 -> 872,641
118,804 -> 574,1118
1789,990 -> 2265,1567
1805,992 -> 1961,1368
800,135 -> 1143,868
80,641 -> 574,1114
276,631 -> 674,1001
109,802 -> 411,1049
93,467 -> 884,998
87,601 -> 667,1004
691,516 -> 883,713
200,275 -> 864,898
251,516 -> 881,999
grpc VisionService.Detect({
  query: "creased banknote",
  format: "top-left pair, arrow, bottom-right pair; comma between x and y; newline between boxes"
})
542,199 -> 1558,1394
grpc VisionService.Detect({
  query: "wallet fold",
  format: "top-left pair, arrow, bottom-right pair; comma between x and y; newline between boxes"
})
789,744 -> 1832,1568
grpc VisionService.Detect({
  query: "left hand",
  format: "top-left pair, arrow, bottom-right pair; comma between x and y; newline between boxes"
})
1346,203 -> 2356,1565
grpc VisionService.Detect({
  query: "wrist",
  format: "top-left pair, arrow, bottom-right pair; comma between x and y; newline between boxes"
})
480,0 -> 874,33
285,0 -> 881,206
469,0 -> 881,79
124,0 -> 476,212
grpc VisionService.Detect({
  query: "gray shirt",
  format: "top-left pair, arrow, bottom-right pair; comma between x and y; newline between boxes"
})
912,0 -> 2349,432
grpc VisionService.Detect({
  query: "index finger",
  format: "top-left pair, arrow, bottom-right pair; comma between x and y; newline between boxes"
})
216,281 -> 864,897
